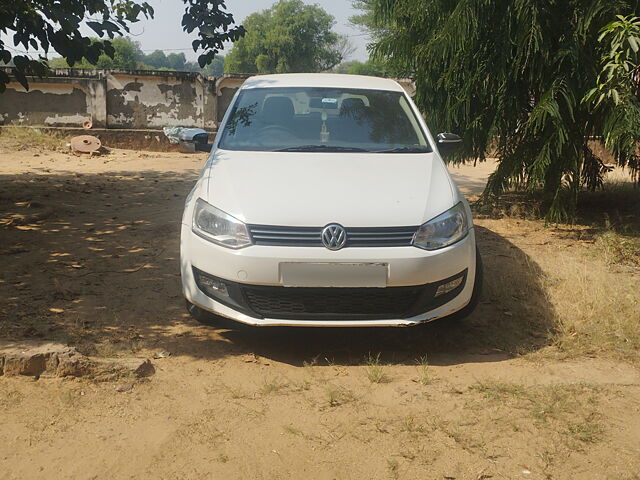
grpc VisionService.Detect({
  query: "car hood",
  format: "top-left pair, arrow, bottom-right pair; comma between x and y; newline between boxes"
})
202,149 -> 456,227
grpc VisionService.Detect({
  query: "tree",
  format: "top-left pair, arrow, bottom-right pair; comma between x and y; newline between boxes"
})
333,60 -> 361,74
350,0 -> 386,40
141,50 -> 173,69
225,0 -> 345,74
0,0 -> 244,92
368,0 -> 640,220
333,58 -> 391,77
49,37 -> 143,70
201,55 -> 225,77
348,2 -> 395,78
141,50 -> 190,71
48,38 -> 225,75
348,59 -> 387,76
585,15 -> 640,185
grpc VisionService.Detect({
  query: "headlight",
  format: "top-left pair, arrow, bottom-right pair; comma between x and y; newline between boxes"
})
412,202 -> 469,250
192,198 -> 252,249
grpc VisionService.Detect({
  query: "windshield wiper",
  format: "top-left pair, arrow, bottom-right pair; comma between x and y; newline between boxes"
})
372,146 -> 432,153
275,145 -> 370,152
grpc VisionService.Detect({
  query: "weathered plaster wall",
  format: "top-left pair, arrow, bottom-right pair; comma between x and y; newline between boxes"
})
215,75 -> 247,124
106,72 -> 206,128
0,82 -> 91,127
0,68 -> 415,130
0,68 -> 244,130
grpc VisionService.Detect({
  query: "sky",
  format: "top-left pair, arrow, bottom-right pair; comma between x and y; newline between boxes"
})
126,0 -> 371,62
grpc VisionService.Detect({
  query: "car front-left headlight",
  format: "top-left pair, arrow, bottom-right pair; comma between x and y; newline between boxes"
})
412,202 -> 469,250
192,198 -> 252,249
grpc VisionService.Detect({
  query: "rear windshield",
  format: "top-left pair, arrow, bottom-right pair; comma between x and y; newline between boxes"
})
218,87 -> 431,153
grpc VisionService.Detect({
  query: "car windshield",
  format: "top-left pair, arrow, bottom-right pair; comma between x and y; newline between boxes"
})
218,87 -> 431,153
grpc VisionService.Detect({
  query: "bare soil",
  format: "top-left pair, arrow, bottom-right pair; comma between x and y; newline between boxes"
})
1,146 -> 639,480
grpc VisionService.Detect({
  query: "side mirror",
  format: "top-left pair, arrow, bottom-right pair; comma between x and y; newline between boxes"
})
179,128 -> 212,153
436,132 -> 462,157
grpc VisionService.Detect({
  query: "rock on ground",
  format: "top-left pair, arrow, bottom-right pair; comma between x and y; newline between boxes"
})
0,341 -> 90,377
0,341 -> 154,379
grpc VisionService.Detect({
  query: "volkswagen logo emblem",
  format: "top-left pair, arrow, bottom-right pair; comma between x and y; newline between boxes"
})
321,224 -> 347,250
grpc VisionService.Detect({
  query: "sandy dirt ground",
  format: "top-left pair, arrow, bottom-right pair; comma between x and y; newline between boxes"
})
1,146 -> 639,480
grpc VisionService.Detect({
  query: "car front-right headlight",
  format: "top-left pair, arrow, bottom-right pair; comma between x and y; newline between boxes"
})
192,198 -> 252,249
412,202 -> 469,250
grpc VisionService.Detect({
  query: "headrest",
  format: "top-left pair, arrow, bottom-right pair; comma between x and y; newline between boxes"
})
262,96 -> 294,120
340,97 -> 366,115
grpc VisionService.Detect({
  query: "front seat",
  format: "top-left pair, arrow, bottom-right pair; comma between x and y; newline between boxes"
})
339,97 -> 367,118
261,96 -> 295,127
334,97 -> 371,143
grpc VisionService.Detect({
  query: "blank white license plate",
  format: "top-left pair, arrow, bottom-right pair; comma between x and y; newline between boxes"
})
279,262 -> 388,288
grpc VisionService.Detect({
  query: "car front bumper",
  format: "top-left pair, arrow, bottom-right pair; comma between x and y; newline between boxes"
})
180,224 -> 477,327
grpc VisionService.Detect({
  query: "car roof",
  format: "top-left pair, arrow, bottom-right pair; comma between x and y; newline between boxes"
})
240,73 -> 405,92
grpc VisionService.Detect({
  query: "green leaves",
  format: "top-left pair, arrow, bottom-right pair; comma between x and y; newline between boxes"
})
585,13 -> 640,185
0,0 -> 243,91
86,20 -> 121,38
589,14 -> 640,106
1,0 -> 152,89
224,0 -> 345,74
182,0 -> 244,69
366,0 -> 640,221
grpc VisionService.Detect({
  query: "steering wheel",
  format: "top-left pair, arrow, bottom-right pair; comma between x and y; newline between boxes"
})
256,125 -> 298,143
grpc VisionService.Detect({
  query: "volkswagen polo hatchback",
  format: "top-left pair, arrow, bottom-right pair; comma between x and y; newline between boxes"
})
181,74 -> 482,326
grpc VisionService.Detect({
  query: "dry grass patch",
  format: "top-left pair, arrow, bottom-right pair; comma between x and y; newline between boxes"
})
365,352 -> 391,384
217,384 -> 253,400
325,385 -> 357,407
475,180 -> 640,362
470,380 -> 527,400
430,418 -> 488,455
415,355 -> 433,386
0,390 -> 25,409
542,254 -> 640,361
282,424 -> 330,446
565,415 -> 605,444
259,376 -> 288,395
469,381 -> 605,449
398,416 -> 427,435
587,185 -> 640,268
387,458 -> 400,479
0,126 -> 66,151
595,229 -> 640,267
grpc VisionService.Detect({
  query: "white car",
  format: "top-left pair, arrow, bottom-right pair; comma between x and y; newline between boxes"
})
180,73 -> 482,327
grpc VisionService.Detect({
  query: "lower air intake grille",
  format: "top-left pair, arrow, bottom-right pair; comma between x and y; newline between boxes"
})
241,284 -> 426,320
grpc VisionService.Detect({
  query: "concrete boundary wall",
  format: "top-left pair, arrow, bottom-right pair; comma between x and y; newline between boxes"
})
0,68 -> 415,130
0,68 -> 250,130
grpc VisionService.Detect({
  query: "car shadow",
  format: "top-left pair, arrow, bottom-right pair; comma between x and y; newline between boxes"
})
0,171 -> 556,367
214,225 -> 557,366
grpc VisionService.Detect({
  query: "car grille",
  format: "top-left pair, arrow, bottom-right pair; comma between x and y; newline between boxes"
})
241,284 -> 426,320
247,224 -> 418,247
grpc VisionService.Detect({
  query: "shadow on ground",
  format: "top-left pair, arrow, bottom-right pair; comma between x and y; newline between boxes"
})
1,172 -> 556,367
216,225 -> 557,366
